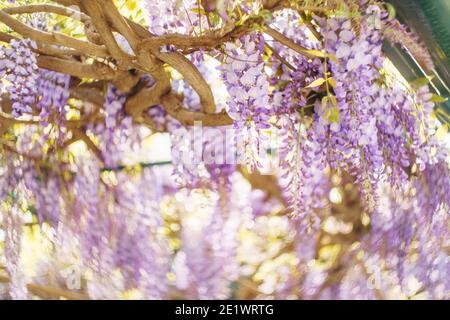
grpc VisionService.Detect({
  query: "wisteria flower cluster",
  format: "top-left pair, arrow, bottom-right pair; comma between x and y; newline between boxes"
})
0,39 -> 38,117
36,69 -> 70,128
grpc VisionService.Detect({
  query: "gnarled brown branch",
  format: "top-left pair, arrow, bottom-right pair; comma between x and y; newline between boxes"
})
264,26 -> 319,59
161,93 -> 232,126
3,4 -> 89,22
0,9 -> 108,57
80,0 -> 133,66
37,55 -> 116,80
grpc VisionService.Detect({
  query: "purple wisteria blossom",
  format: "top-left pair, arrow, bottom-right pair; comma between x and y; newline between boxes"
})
0,39 -> 39,117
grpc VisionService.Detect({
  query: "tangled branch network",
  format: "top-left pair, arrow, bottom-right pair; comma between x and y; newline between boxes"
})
0,0 -> 449,300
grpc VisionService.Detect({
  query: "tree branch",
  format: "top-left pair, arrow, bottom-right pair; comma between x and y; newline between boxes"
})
264,26 -> 319,59
3,4 -> 89,22
0,275 -> 89,300
161,93 -> 232,126
37,55 -> 116,80
0,9 -> 108,57
156,52 -> 216,113
70,127 -> 104,163
80,0 -> 133,65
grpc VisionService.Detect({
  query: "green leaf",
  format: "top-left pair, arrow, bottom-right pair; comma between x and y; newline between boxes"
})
328,77 -> 337,88
126,0 -> 137,11
306,49 -> 326,58
325,106 -> 340,123
190,7 -> 207,15
328,53 -> 339,64
329,94 -> 338,106
322,96 -> 328,108
211,12 -> 221,26
385,3 -> 396,20
430,94 -> 448,103
306,78 -> 326,88
278,80 -> 290,91
260,9 -> 273,22
410,76 -> 433,88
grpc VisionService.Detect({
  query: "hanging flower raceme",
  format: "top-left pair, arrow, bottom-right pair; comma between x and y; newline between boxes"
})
0,39 -> 39,117
383,19 -> 435,72
363,163 -> 450,299
142,0 -> 186,36
220,33 -> 272,170
176,186 -> 242,299
142,0 -> 213,39
23,168 -> 64,227
3,199 -> 29,300
113,169 -> 171,298
276,112 -> 329,232
36,69 -> 70,134
89,84 -> 132,168
161,65 -> 237,189
267,9 -> 329,230
313,7 -> 386,210
311,5 -> 446,211
166,90 -> 209,187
